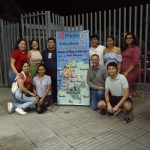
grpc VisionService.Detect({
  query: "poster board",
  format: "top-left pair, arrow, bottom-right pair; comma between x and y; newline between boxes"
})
56,30 -> 90,105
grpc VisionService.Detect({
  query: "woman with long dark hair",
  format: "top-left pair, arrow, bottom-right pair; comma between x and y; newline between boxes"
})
8,38 -> 28,113
103,35 -> 122,72
14,62 -> 37,115
27,39 -> 42,77
121,32 -> 141,97
33,64 -> 52,113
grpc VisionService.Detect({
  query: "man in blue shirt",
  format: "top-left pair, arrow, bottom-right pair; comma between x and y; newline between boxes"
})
42,38 -> 57,104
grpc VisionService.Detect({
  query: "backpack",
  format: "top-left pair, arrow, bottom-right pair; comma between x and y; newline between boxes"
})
11,71 -> 26,94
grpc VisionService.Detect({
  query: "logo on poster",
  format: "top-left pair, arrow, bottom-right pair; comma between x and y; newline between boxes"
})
57,32 -> 64,40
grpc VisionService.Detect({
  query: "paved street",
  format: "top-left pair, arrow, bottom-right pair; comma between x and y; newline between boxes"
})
0,88 -> 150,150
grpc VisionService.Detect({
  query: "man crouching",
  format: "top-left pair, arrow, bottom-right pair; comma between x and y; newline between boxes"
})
98,62 -> 133,123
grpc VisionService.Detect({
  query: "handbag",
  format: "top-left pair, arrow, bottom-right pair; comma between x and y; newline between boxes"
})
11,78 -> 18,94
11,71 -> 26,94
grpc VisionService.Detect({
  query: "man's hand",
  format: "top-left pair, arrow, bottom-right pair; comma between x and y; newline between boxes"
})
107,103 -> 113,113
113,105 -> 119,113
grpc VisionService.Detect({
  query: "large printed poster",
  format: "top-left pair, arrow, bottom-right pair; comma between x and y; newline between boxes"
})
56,30 -> 90,105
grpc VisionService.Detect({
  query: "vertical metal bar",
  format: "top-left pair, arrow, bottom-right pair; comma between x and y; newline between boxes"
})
86,13 -> 89,30
144,4 -> 149,82
109,9 -> 111,35
123,7 -> 126,36
138,5 -> 143,82
3,21 -> 9,86
82,13 -> 85,30
10,23 -> 13,47
29,12 -> 32,40
24,13 -> 29,49
78,14 -> 81,30
0,19 -> 4,86
90,12 -> 93,35
65,16 -> 68,31
94,12 -> 97,34
45,11 -> 51,38
21,14 -> 24,38
74,14 -> 76,31
37,11 -> 41,51
0,20 -> 3,86
57,15 -> 60,31
61,16 -> 65,31
99,11 -> 102,43
43,11 -> 48,46
134,6 -> 137,35
104,10 -> 106,45
52,13 -> 55,37
54,14 -> 58,33
113,9 -> 116,40
118,8 -> 121,47
129,6 -> 132,32
59,16 -> 62,31
33,12 -> 36,39
16,23 -> 19,40
70,15 -> 72,31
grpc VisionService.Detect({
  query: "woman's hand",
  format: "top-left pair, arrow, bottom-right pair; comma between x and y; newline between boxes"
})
123,71 -> 128,77
107,103 -> 113,113
39,98 -> 44,105
112,105 -> 119,113
31,93 -> 35,96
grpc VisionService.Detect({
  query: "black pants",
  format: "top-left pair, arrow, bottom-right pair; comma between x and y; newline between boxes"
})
51,76 -> 57,104
36,95 -> 52,113
110,95 -> 132,107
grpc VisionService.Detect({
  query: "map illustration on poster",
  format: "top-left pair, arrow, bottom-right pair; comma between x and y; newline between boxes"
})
56,30 -> 90,105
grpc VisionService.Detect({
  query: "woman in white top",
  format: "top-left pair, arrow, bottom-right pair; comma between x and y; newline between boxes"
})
28,40 -> 42,77
33,64 -> 52,113
103,36 -> 122,72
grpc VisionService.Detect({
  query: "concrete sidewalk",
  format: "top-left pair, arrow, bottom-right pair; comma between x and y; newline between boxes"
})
0,88 -> 150,150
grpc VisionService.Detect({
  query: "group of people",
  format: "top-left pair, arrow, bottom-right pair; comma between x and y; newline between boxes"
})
7,38 -> 57,115
7,32 -> 141,122
87,32 -> 141,123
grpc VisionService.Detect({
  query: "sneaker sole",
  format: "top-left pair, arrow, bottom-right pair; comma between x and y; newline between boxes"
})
7,102 -> 13,113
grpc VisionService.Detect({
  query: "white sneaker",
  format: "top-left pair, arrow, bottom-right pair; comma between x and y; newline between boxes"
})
7,102 -> 14,113
15,108 -> 27,115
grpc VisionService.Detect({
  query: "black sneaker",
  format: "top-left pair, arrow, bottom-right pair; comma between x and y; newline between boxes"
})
100,109 -> 106,115
124,113 -> 131,123
108,113 -> 114,116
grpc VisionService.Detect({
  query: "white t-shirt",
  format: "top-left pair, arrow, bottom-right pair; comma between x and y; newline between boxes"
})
105,73 -> 129,96
89,45 -> 105,66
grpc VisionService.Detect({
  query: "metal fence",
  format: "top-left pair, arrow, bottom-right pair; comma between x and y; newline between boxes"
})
21,11 -> 65,51
21,4 -> 150,84
0,4 -> 149,87
0,19 -> 20,87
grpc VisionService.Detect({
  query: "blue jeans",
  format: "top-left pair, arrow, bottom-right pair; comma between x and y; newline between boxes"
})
8,70 -> 16,84
11,93 -> 23,109
91,89 -> 104,111
15,89 -> 37,110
